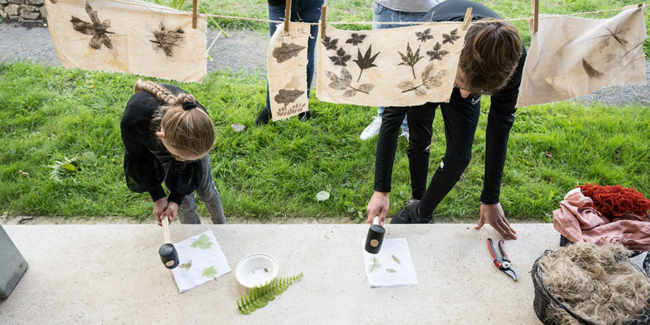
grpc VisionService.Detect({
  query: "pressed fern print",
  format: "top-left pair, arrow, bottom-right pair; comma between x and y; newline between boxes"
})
367,257 -> 381,273
190,234 -> 213,250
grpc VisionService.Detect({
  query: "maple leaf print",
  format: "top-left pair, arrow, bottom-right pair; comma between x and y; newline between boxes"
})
442,29 -> 460,44
346,33 -> 366,46
426,42 -> 449,61
70,1 -> 115,50
353,45 -> 380,82
322,37 -> 339,51
416,28 -> 433,43
329,47 -> 352,66
398,42 -> 423,79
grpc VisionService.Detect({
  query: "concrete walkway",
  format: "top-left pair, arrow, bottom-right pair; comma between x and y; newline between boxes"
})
0,224 -> 566,324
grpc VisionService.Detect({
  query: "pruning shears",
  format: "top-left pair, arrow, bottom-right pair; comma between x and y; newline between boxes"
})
487,238 -> 518,281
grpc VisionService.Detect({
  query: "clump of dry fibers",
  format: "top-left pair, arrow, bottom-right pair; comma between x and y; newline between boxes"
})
538,243 -> 650,325
578,183 -> 650,221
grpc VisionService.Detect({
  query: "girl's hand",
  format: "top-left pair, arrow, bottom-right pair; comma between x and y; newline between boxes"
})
153,198 -> 168,225
160,201 -> 179,225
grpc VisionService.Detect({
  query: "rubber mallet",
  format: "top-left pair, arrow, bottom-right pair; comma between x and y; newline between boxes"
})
365,216 -> 385,254
159,216 -> 179,269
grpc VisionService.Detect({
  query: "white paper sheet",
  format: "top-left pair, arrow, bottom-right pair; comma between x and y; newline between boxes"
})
171,229 -> 231,293
363,238 -> 418,288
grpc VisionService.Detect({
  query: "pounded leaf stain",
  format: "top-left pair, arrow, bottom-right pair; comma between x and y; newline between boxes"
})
70,2 -> 115,50
150,22 -> 185,58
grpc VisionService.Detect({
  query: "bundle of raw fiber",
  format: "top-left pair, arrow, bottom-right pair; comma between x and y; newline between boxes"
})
537,242 -> 650,325
578,183 -> 650,221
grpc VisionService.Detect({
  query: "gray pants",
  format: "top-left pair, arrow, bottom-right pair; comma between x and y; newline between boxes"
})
174,155 -> 226,224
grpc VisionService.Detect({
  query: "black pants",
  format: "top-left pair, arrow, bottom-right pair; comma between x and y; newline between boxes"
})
374,89 -> 481,216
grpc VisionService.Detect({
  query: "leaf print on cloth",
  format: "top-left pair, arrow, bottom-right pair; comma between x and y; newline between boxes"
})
582,58 -> 604,78
426,42 -> 449,61
190,234 -> 213,250
277,103 -> 307,117
386,268 -> 397,273
330,48 -> 352,66
416,28 -> 433,43
272,42 -> 307,64
179,260 -> 192,271
70,2 -> 115,50
399,63 -> 446,96
398,42 -> 423,79
353,45 -> 379,82
442,29 -> 461,44
150,21 -> 184,58
326,68 -> 375,97
322,37 -> 339,51
367,257 -> 381,273
201,266 -> 218,279
275,89 -> 305,106
346,33 -> 366,46
391,255 -> 401,265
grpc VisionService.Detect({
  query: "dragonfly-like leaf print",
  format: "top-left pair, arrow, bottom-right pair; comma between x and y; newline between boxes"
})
70,1 -> 115,50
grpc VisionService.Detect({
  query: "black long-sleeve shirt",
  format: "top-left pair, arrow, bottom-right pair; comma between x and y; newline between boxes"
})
376,0 -> 527,205
120,85 -> 209,206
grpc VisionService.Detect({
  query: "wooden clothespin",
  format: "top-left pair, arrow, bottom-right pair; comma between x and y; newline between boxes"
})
462,7 -> 473,31
532,0 -> 539,33
192,0 -> 199,29
284,0 -> 292,32
320,4 -> 328,39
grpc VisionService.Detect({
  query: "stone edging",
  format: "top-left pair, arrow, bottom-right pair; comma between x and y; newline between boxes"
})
0,0 -> 47,23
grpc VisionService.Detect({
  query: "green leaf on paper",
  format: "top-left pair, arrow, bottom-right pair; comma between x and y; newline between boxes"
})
190,234 -> 213,250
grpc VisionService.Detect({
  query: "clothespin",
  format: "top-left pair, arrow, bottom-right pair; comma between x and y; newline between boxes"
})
532,0 -> 539,33
320,4 -> 328,39
284,0 -> 292,32
192,0 -> 199,29
462,7 -> 473,31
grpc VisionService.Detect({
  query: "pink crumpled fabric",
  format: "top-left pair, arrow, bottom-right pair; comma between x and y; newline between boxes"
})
553,188 -> 650,251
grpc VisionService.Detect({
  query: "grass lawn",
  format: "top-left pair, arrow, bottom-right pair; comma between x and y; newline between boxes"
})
1,61 -> 648,222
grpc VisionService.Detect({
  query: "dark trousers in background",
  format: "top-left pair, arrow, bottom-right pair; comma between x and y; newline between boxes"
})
375,89 -> 481,215
265,0 -> 324,110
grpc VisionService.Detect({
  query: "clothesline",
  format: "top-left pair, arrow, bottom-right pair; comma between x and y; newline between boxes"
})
203,4 -> 645,26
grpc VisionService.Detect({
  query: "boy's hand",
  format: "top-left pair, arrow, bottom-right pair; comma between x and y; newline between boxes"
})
475,203 -> 517,239
153,198 -> 168,225
367,192 -> 389,226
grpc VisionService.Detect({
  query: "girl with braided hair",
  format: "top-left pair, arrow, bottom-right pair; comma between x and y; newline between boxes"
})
121,80 -> 225,225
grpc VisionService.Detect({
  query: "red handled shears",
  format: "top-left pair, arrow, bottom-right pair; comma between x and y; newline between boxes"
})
487,238 -> 518,281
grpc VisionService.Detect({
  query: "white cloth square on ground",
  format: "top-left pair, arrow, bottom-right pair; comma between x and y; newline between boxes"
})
171,229 -> 231,293
363,238 -> 418,288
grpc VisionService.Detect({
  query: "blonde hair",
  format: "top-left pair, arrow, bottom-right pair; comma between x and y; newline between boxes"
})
135,79 -> 215,161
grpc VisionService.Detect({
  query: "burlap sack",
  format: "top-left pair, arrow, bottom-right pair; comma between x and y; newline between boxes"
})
517,6 -> 647,107
44,0 -> 207,82
267,22 -> 311,121
316,22 -> 466,107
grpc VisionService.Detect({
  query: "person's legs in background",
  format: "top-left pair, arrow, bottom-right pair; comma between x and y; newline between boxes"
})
360,1 -> 424,140
256,0 -> 323,125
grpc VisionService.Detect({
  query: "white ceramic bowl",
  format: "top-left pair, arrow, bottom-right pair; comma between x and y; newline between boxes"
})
235,253 -> 279,288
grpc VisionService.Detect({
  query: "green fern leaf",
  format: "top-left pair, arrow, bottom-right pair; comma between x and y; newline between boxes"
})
190,234 -> 213,250
236,273 -> 304,315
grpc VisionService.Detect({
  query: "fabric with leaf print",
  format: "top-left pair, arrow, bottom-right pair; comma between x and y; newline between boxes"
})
517,7 -> 647,107
317,23 -> 467,107
267,22 -> 311,121
44,0 -> 207,82
171,230 -> 231,293
363,238 -> 418,288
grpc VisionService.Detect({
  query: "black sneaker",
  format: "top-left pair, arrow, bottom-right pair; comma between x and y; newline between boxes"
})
390,199 -> 433,224
256,106 -> 271,126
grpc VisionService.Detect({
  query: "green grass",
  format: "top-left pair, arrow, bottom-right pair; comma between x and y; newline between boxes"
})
0,62 -> 648,222
149,0 -> 650,56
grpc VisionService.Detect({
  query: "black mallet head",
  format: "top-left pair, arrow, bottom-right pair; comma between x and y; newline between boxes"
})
159,243 -> 179,269
365,223 -> 385,254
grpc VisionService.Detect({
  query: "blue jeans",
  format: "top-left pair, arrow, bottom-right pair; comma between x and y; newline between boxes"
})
265,0 -> 324,110
373,1 -> 428,133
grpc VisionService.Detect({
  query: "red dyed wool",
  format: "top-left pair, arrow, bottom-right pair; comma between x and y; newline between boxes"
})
577,183 -> 650,221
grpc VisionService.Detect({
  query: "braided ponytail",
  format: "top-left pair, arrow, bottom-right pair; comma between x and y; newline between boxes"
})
137,80 -> 214,161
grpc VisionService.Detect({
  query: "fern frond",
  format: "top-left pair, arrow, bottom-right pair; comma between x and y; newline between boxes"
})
236,273 -> 304,315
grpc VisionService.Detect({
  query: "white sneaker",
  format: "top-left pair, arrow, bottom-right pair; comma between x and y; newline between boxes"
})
360,116 -> 382,140
400,129 -> 410,142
